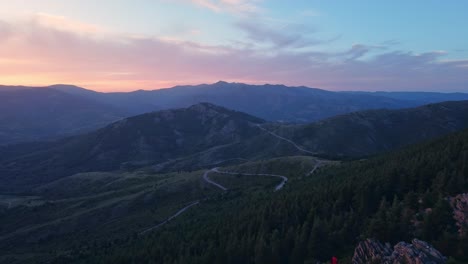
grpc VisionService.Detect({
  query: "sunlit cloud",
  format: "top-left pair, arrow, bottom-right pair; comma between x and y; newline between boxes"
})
0,13 -> 467,92
32,13 -> 105,35
189,0 -> 263,14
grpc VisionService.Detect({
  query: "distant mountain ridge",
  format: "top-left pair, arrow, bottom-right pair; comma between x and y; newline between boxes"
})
2,82 -> 468,145
0,88 -> 125,145
48,82 -> 468,121
46,82 -> 419,122
345,90 -> 468,104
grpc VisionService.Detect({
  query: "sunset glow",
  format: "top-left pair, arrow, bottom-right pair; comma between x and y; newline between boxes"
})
1,0 -> 467,92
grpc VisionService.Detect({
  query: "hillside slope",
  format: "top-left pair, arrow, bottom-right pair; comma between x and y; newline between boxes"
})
0,156 -> 322,264
0,103 -> 265,191
2,101 -> 468,192
79,128 -> 468,263
0,88 -> 124,145
272,100 -> 468,157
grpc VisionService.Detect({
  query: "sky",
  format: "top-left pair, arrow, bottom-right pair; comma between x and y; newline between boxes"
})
0,0 -> 467,92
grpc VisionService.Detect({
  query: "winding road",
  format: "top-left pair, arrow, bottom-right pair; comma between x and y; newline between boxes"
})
306,160 -> 324,176
141,125 -> 323,234
203,168 -> 229,191
139,200 -> 200,235
203,125 -> 323,192
141,161 -> 323,234
256,124 -> 316,155
210,168 -> 288,192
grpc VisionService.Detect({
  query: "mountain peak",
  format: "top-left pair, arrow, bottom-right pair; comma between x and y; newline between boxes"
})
185,103 -> 264,123
188,102 -> 223,111
48,84 -> 82,89
48,84 -> 99,95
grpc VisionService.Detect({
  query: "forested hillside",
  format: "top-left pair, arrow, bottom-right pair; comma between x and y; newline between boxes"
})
3,101 -> 468,193
0,103 -> 266,192
77,129 -> 468,264
280,100 -> 468,157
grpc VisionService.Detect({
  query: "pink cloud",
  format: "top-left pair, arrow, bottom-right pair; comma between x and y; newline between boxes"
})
188,0 -> 262,14
0,21 -> 12,42
0,14 -> 467,92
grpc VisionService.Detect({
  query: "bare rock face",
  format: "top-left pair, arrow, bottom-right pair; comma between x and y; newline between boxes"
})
391,239 -> 446,264
449,193 -> 468,236
352,239 -> 393,263
352,238 -> 446,264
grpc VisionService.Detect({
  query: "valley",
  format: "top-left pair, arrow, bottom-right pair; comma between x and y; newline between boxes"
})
0,100 -> 466,263
73,128 -> 467,264
2,100 -> 468,193
0,156 -> 323,263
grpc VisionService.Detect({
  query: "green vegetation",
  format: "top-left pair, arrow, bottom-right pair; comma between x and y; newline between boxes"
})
274,100 -> 468,158
70,129 -> 467,264
209,173 -> 279,191
0,103 -> 265,192
0,156 -> 322,263
3,101 -> 468,193
1,102 -> 468,264
0,169 -> 217,264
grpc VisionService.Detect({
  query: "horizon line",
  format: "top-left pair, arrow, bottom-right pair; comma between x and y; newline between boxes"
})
1,81 -> 467,94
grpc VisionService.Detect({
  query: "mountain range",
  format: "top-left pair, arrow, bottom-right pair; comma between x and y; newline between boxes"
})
2,100 -> 468,193
0,87 -> 124,145
3,82 -> 468,145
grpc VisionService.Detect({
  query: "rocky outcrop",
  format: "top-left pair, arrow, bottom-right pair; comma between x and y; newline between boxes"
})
391,239 -> 447,264
449,193 -> 468,236
352,239 -> 393,263
352,238 -> 446,264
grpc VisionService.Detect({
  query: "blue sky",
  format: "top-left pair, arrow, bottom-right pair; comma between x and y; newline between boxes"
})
0,0 -> 467,91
